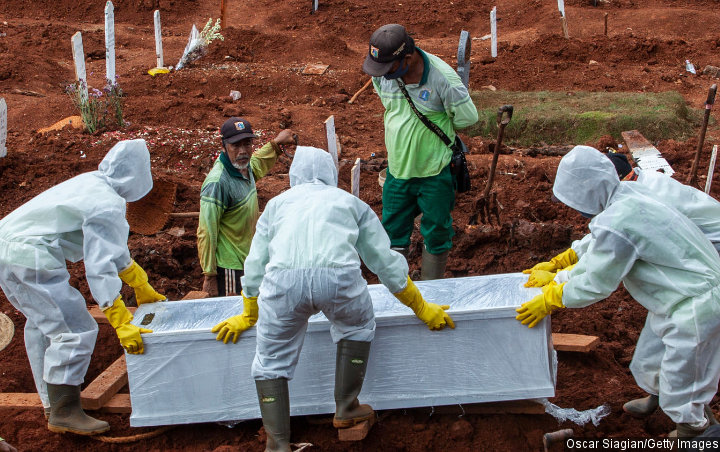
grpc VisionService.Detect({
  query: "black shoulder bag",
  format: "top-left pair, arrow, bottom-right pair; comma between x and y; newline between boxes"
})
396,80 -> 471,193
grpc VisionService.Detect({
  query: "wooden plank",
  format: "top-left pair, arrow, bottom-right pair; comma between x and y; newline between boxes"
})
338,416 -> 375,441
552,333 -> 599,352
89,305 -> 136,324
429,399 -> 545,416
81,355 -> 127,411
100,393 -> 131,413
0,393 -> 43,409
621,130 -> 675,176
182,291 -> 209,300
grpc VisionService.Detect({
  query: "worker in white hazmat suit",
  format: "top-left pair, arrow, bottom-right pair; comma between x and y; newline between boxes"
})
0,139 -> 166,435
524,146 -> 720,288
211,146 -> 454,452
515,146 -> 720,437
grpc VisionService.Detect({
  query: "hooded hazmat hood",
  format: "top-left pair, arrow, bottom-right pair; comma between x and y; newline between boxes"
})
553,145 -> 620,216
289,146 -> 338,188
98,139 -> 153,202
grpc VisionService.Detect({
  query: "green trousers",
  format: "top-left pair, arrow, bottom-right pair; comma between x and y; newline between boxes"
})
381,164 -> 455,255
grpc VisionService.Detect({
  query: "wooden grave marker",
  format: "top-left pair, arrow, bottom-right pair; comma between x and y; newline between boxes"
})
0,98 -> 6,158
325,115 -> 339,169
706,145 -> 719,194
351,158 -> 361,197
154,10 -> 165,69
71,32 -> 88,101
105,1 -> 116,85
457,30 -> 471,88
490,7 -> 498,58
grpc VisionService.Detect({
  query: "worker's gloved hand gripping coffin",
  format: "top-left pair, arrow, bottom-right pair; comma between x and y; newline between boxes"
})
126,274 -> 557,427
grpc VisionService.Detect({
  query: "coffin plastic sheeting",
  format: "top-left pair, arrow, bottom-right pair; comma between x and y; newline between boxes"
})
540,399 -> 611,427
126,273 -> 556,427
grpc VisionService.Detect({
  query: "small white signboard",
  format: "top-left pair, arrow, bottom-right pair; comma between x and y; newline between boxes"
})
490,7 -> 498,58
706,145 -> 719,194
351,158 -> 361,197
71,32 -> 88,101
0,98 -> 7,158
154,10 -> 164,68
325,115 -> 338,169
105,1 -> 116,85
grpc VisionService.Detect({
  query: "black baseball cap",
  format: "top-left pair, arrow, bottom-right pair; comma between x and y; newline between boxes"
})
362,24 -> 415,77
220,117 -> 257,144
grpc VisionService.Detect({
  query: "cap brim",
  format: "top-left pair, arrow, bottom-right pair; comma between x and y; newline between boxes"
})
225,132 -> 257,144
362,54 -> 394,77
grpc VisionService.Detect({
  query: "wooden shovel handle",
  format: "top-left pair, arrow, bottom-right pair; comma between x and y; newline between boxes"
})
169,212 -> 200,218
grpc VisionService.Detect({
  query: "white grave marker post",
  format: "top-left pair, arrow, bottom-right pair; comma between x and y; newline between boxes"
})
154,10 -> 164,68
0,98 -> 7,158
706,145 -> 719,194
351,158 -> 361,198
71,32 -> 88,102
105,1 -> 116,85
325,115 -> 339,169
558,0 -> 569,38
311,0 -> 318,14
557,0 -> 565,16
490,7 -> 498,59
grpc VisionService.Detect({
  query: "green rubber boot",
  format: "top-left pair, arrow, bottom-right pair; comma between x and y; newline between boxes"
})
333,339 -> 375,428
622,394 -> 659,418
256,379 -> 292,452
46,384 -> 110,435
421,248 -> 449,281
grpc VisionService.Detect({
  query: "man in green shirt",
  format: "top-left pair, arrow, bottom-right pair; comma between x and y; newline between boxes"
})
198,117 -> 294,296
363,24 -> 479,280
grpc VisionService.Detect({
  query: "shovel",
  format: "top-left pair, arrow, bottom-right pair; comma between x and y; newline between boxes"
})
687,83 -> 717,187
469,105 -> 513,225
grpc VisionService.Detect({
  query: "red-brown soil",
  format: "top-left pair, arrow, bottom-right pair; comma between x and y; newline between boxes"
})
1,0 -> 719,450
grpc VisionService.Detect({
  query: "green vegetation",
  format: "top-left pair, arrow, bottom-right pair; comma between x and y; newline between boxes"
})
464,90 -> 703,146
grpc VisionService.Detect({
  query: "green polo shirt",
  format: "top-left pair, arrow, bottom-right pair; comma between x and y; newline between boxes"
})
372,48 -> 479,179
197,142 -> 278,275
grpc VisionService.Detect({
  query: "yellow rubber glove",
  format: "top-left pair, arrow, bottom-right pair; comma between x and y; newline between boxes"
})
103,296 -> 153,354
524,269 -> 556,288
211,292 -> 259,343
119,260 -> 167,306
515,282 -> 566,328
394,277 -> 455,331
522,248 -> 578,274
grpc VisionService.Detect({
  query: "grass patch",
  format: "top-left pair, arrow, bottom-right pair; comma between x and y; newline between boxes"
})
464,91 -> 703,146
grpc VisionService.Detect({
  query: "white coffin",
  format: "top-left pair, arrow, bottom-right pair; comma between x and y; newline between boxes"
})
126,273 -> 556,427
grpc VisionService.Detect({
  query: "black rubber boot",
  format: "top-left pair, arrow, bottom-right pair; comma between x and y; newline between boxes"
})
333,339 -> 374,428
421,248 -> 449,281
622,394 -> 659,418
46,384 -> 110,435
255,379 -> 291,452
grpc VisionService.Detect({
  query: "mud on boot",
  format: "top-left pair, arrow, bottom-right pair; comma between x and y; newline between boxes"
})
333,339 -> 375,429
46,384 -> 110,435
622,394 -> 659,418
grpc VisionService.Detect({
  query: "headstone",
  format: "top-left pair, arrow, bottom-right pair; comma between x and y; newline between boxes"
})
0,98 -> 6,158
457,30 -> 471,88
351,158 -> 361,198
154,10 -> 164,69
325,115 -> 338,169
490,7 -> 498,59
71,32 -> 88,101
105,1 -> 116,85
706,145 -> 719,194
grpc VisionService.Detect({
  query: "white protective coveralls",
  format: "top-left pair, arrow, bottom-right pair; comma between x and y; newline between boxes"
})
557,148 -> 720,285
553,146 -> 720,425
242,146 -> 408,380
0,139 -> 153,408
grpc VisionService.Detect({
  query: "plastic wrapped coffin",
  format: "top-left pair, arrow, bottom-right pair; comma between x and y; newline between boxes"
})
126,273 -> 556,427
